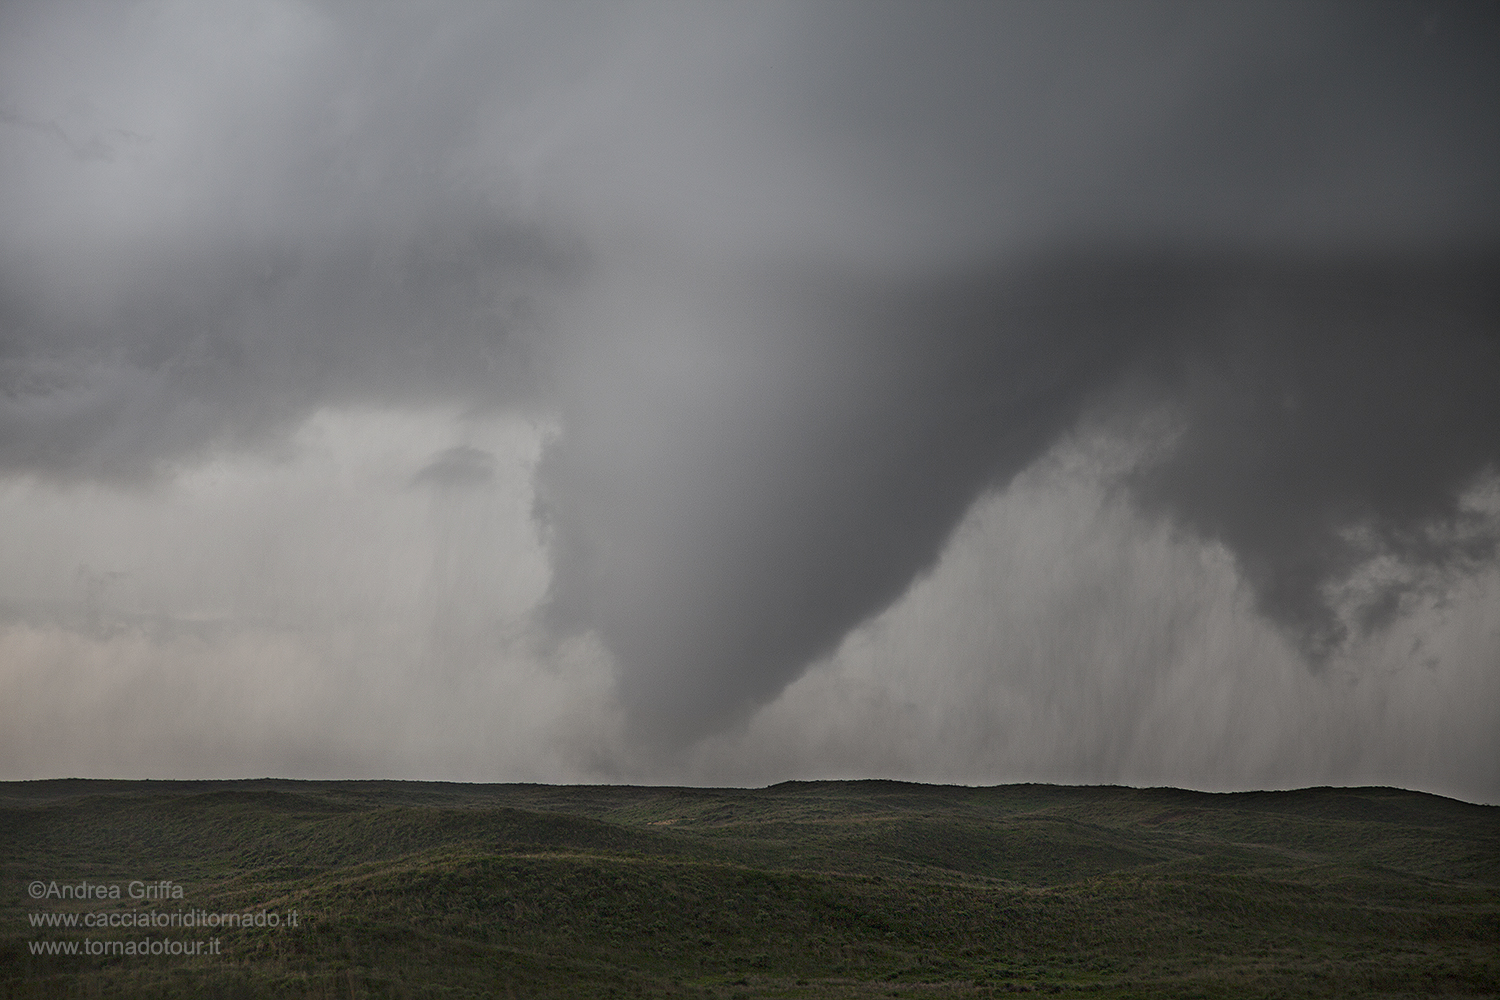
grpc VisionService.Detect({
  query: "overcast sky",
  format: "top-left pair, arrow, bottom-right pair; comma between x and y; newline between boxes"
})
2,0 -> 1497,802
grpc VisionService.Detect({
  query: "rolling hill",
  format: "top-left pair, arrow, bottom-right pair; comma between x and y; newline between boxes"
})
3,779 -> 1496,998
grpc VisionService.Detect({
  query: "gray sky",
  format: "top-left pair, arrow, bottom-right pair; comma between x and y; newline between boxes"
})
1,0 -> 1497,801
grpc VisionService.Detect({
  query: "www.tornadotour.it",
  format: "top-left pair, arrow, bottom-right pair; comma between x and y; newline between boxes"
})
29,937 -> 224,957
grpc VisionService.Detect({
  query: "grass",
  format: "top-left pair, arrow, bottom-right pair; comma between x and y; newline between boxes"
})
2,779 -> 1496,998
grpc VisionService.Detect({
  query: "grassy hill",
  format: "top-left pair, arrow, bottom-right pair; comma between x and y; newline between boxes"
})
2,780 -> 1496,998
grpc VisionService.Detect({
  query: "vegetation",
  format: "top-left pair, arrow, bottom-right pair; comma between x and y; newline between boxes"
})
2,779 -> 1496,998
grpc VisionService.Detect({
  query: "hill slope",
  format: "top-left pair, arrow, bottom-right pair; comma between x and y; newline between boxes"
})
3,780 -> 1496,998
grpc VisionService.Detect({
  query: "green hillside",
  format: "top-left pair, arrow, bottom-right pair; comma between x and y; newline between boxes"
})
2,780 -> 1496,998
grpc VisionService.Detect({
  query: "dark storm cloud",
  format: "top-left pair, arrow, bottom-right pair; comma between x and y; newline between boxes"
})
0,212 -> 566,481
3,1 -> 1497,755
0,0 -> 588,481
1127,250 -> 1500,662
754,0 -> 1500,260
